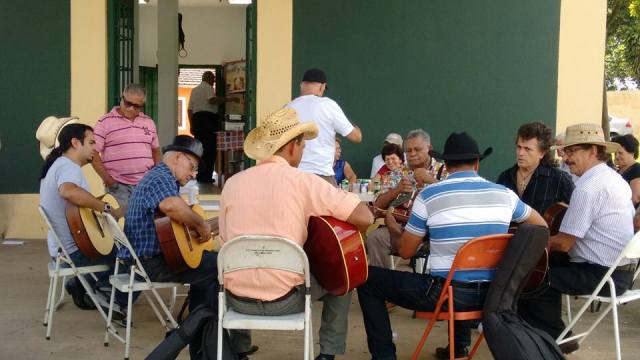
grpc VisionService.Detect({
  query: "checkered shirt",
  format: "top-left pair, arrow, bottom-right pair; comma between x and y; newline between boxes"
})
120,162 -> 179,259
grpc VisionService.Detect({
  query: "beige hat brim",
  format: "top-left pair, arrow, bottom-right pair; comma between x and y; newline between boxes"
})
244,121 -> 318,161
551,140 -> 621,153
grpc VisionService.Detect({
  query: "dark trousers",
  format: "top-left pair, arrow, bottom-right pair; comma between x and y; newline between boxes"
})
141,251 -> 252,354
357,266 -> 488,360
191,111 -> 219,182
518,252 -> 634,339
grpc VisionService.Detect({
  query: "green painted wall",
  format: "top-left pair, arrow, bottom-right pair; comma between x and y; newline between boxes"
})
0,1 -> 71,193
292,0 -> 561,180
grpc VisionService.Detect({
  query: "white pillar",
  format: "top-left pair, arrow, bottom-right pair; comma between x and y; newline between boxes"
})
157,0 -> 179,146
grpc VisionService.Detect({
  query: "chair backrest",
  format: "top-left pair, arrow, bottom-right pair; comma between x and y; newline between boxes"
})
217,235 -> 310,287
446,233 -> 513,283
102,213 -> 151,278
621,230 -> 640,260
38,205 -> 72,260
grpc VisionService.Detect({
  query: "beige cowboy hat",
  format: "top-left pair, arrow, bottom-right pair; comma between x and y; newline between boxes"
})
551,123 -> 621,153
244,108 -> 318,161
35,116 -> 80,159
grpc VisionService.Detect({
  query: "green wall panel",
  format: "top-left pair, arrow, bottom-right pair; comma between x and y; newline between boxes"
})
0,1 -> 71,193
292,0 -> 561,180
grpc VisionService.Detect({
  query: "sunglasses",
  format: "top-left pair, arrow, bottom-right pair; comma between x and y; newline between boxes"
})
121,96 -> 145,110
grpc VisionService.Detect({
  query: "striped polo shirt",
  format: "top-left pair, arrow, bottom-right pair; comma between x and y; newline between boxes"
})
560,163 -> 635,267
406,170 -> 531,281
94,107 -> 160,185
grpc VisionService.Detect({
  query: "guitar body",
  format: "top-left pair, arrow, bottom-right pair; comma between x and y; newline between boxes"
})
305,216 -> 368,296
155,204 -> 216,273
522,202 -> 568,293
66,194 -> 119,260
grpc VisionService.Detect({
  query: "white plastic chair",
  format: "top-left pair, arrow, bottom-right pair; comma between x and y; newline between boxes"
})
101,213 -> 180,360
557,231 -> 640,360
217,235 -> 314,360
38,206 -> 113,340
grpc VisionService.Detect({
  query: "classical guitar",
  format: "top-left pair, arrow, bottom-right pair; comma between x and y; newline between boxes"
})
66,194 -> 119,260
305,216 -> 368,296
522,202 -> 568,293
155,204 -> 218,273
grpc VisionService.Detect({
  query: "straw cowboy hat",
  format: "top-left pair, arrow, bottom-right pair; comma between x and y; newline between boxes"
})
552,123 -> 621,153
244,108 -> 318,161
35,116 -> 80,159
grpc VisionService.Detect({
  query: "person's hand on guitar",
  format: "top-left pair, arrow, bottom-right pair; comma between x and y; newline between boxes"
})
194,222 -> 212,243
396,178 -> 414,194
413,167 -> 437,186
111,206 -> 125,220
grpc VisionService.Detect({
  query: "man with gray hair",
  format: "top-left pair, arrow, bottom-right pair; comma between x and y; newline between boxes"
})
367,129 -> 447,272
92,84 -> 161,209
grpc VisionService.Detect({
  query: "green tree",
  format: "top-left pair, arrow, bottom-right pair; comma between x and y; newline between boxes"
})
606,0 -> 640,89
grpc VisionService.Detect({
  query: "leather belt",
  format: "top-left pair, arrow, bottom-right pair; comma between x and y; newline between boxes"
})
436,277 -> 491,289
228,287 -> 299,304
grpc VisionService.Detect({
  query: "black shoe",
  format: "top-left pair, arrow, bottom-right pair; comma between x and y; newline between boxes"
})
65,279 -> 96,310
314,354 -> 335,360
435,345 -> 469,359
237,345 -> 259,358
559,339 -> 579,354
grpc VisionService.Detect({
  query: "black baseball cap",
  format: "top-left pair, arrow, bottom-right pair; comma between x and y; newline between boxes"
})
302,68 -> 327,84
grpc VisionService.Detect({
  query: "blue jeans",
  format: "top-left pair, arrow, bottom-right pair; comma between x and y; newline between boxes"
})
357,266 -> 488,360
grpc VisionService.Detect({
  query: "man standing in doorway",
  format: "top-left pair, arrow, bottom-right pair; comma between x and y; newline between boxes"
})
92,84 -> 161,209
188,70 -> 238,183
287,68 -> 362,184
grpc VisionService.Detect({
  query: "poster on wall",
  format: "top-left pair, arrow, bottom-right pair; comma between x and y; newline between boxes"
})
225,93 -> 245,115
224,60 -> 246,94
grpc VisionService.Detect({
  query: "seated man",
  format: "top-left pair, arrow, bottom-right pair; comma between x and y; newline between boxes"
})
121,135 -> 256,359
38,122 -> 127,316
518,123 -> 636,354
497,122 -> 574,215
367,129 -> 446,270
358,132 -> 547,360
219,108 -> 374,360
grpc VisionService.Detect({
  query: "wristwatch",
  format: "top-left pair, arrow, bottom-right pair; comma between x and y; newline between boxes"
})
103,202 -> 113,213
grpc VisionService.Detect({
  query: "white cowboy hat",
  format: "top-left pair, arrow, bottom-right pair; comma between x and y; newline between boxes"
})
244,108 -> 318,161
551,123 -> 621,153
35,116 -> 80,159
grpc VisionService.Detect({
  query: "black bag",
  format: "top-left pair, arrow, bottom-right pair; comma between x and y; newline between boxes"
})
482,224 -> 565,360
145,303 -> 239,360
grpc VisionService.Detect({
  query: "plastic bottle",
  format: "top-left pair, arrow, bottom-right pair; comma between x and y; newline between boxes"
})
212,170 -> 219,186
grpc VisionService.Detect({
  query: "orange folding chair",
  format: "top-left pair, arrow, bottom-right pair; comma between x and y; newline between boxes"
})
411,233 -> 512,360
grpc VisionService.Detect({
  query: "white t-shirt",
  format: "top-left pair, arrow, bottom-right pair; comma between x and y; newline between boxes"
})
188,81 -> 218,114
39,156 -> 89,257
370,155 -> 385,178
287,95 -> 354,176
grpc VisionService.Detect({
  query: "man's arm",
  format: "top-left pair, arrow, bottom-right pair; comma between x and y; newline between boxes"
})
373,178 -> 413,209
523,209 -> 548,228
345,202 -> 374,228
152,147 -> 162,164
159,196 -> 212,242
91,151 -> 117,187
385,210 -> 422,259
550,232 -> 577,252
59,183 -> 124,219
344,126 -> 362,143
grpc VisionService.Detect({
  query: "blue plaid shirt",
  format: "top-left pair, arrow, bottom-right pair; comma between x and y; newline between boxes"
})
120,162 -> 180,259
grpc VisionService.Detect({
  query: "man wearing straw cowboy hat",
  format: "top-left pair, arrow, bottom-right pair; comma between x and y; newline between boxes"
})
518,123 -> 636,354
219,108 -> 373,360
358,131 -> 546,359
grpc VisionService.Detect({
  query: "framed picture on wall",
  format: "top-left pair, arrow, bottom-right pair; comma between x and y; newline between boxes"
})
223,60 -> 245,94
177,97 -> 187,129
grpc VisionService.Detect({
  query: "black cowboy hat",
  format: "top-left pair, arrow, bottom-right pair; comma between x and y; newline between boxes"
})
162,135 -> 204,160
429,132 -> 492,161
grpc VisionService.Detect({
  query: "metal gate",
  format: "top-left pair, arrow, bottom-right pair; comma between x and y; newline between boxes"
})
108,0 -> 134,109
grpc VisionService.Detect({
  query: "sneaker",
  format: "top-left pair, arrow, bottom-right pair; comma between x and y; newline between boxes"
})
65,278 -> 95,310
238,345 -> 259,359
314,354 -> 335,360
559,339 -> 580,354
435,345 -> 469,359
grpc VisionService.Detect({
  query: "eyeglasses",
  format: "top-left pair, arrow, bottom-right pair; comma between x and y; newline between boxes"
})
121,96 -> 145,110
182,153 -> 199,172
563,145 -> 590,157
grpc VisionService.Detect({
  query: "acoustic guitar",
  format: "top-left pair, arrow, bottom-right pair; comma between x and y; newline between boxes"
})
305,216 -> 368,296
66,194 -> 120,260
155,204 -> 218,273
522,202 -> 568,293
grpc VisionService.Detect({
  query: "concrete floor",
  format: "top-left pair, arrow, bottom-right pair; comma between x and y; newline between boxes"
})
2,239 -> 640,359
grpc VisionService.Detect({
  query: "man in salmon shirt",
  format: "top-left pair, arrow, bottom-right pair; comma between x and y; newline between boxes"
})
91,84 -> 162,209
219,108 -> 374,360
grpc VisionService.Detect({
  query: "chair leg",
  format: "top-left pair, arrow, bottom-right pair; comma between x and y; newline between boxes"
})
612,302 -> 622,360
124,285 -> 134,360
468,332 -> 484,359
448,289 -> 455,360
44,275 -> 55,327
45,271 -> 60,340
411,318 -> 438,360
56,275 -> 67,308
565,294 -> 572,323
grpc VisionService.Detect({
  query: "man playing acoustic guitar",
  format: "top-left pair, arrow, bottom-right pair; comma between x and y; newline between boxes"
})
219,108 -> 373,360
38,122 -> 127,316
121,135 -> 256,359
358,132 -> 547,359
